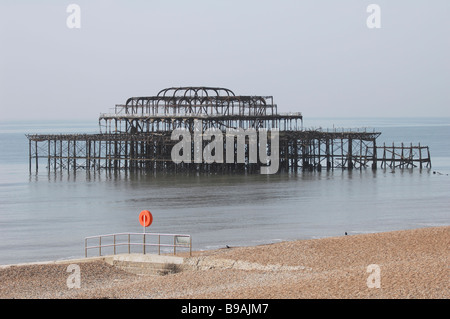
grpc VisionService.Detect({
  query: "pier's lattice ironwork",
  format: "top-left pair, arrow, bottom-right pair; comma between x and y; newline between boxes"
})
26,87 -> 431,173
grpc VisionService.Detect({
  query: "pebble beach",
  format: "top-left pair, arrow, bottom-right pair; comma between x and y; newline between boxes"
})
0,226 -> 448,299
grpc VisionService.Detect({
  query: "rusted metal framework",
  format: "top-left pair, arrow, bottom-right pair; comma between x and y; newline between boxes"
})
26,87 -> 431,173
98,86 -> 301,134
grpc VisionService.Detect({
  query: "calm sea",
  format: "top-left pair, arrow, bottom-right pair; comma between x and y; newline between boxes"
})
0,118 -> 449,265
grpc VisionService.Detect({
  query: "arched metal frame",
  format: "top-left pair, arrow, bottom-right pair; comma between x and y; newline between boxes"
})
104,86 -> 301,134
120,87 -> 277,118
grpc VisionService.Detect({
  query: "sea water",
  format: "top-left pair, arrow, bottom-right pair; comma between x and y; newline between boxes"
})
0,118 -> 449,265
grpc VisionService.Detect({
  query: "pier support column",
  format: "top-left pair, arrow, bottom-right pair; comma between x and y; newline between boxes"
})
348,138 -> 353,170
372,138 -> 377,170
326,138 -> 331,170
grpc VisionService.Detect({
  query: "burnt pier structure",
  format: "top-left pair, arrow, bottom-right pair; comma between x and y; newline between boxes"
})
26,87 -> 431,173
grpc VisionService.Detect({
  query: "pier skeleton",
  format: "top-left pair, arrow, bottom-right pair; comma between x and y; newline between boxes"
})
26,87 -> 431,173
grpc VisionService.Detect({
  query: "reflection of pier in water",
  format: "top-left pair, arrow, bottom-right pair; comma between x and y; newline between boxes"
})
26,87 -> 431,173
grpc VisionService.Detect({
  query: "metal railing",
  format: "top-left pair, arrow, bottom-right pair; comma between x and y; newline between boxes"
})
84,232 -> 192,257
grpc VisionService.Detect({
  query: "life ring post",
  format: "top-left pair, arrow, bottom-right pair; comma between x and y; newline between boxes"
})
139,210 -> 153,233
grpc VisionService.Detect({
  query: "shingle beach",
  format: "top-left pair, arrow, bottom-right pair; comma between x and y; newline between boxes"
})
0,226 -> 448,299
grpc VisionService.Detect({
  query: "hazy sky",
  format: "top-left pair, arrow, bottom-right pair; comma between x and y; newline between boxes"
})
1,0 -> 449,121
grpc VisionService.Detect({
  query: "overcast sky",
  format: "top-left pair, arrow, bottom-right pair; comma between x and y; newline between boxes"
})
0,0 -> 449,121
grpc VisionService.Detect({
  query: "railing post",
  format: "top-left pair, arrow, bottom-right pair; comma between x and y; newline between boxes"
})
128,234 -> 130,254
99,236 -> 102,256
173,236 -> 176,255
113,234 -> 116,255
158,235 -> 161,255
85,238 -> 87,257
143,233 -> 146,255
190,236 -> 192,257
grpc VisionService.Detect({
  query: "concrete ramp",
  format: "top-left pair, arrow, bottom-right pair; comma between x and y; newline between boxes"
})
107,254 -> 184,276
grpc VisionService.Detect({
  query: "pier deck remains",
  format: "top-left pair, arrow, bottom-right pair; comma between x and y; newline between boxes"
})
27,87 -> 431,173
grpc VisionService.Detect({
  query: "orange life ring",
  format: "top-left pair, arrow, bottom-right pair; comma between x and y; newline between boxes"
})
139,210 -> 153,227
